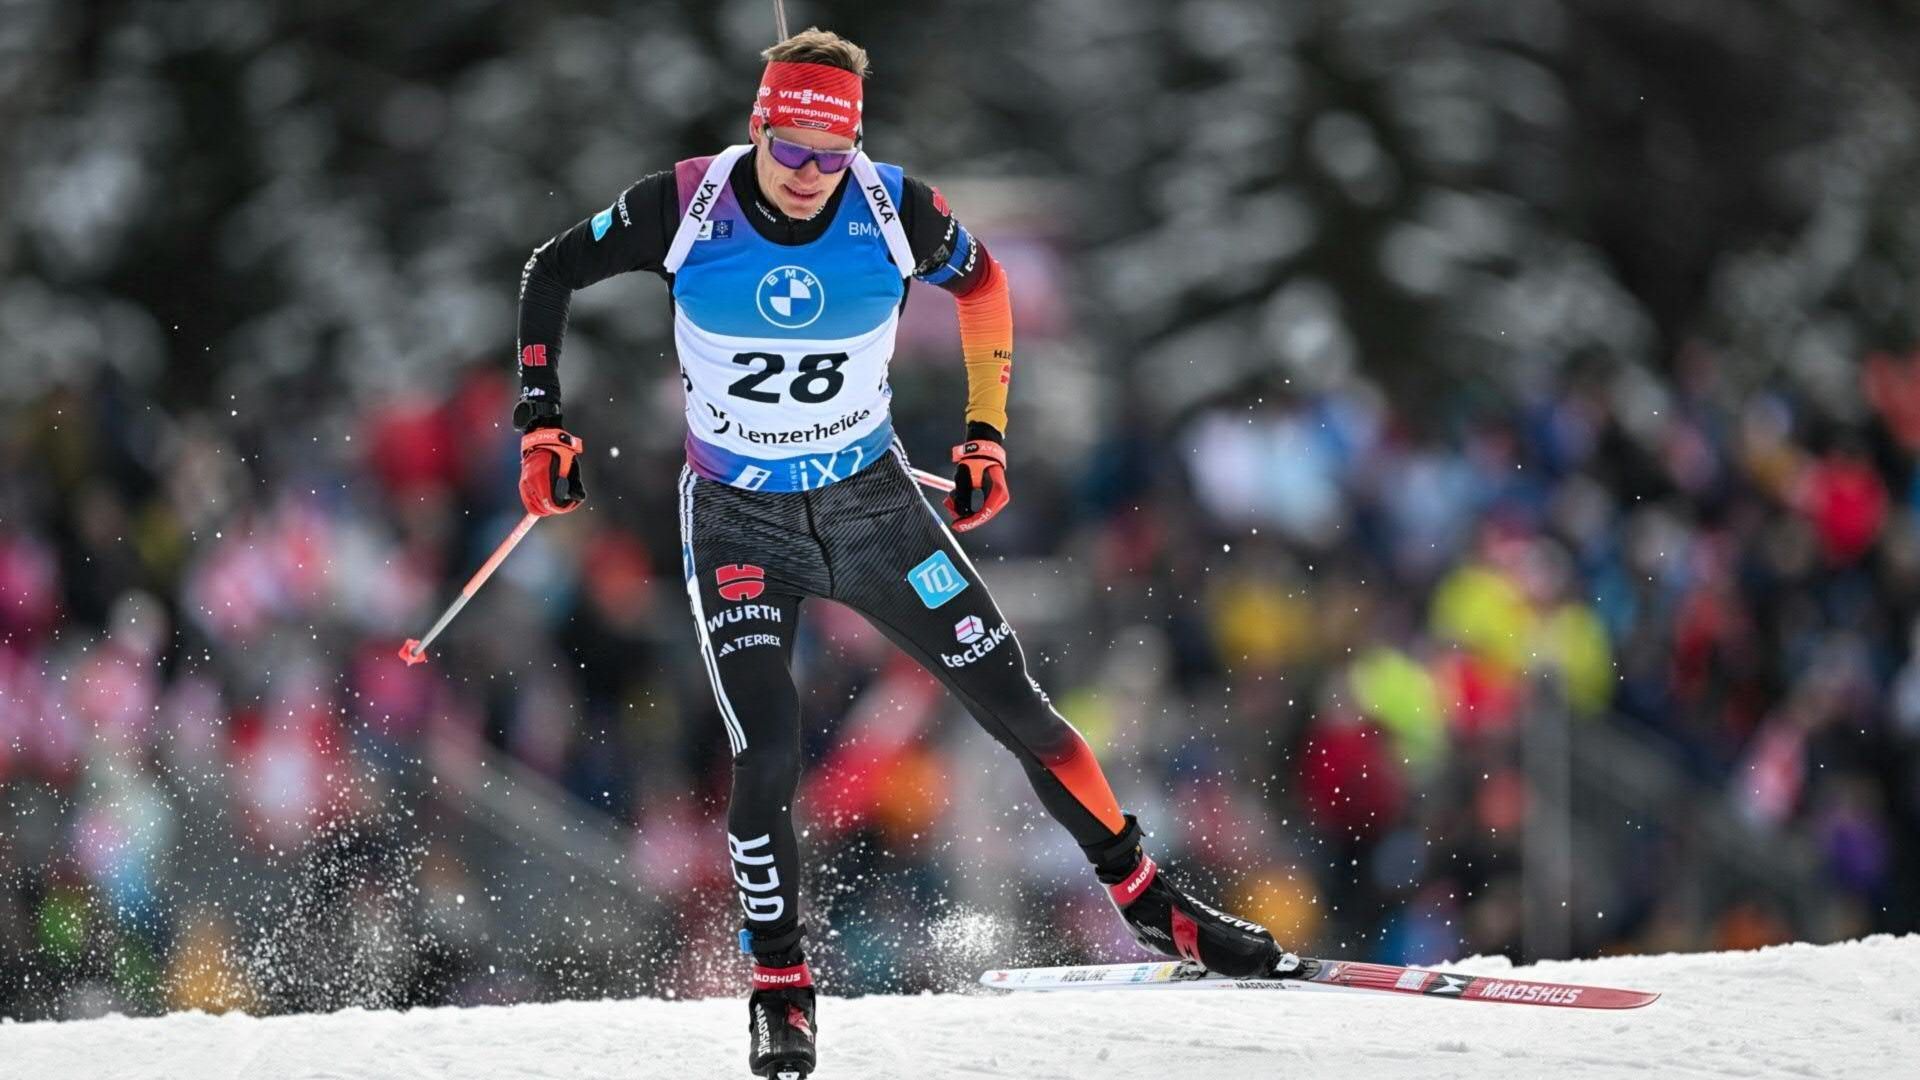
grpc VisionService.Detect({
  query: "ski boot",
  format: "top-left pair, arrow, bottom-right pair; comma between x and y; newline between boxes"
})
747,949 -> 817,1079
1092,819 -> 1299,979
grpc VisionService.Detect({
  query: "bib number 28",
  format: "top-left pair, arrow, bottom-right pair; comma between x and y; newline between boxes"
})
727,351 -> 848,404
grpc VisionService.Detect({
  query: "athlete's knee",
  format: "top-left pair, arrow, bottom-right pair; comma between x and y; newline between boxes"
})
731,737 -> 801,793
947,657 -> 1062,733
976,688 -> 1075,755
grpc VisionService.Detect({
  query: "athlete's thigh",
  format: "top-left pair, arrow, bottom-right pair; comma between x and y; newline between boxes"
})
677,469 -> 820,753
823,457 -> 1022,684
821,458 -> 1130,844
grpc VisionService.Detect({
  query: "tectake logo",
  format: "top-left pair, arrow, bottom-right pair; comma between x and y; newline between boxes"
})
716,564 -> 767,602
954,615 -> 986,643
940,620 -> 1010,668
755,265 -> 825,329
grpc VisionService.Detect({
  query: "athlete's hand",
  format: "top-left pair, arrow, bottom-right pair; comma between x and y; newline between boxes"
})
519,427 -> 587,516
946,428 -> 1008,532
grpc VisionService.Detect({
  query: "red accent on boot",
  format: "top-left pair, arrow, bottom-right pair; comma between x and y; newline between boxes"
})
751,962 -> 814,990
1108,854 -> 1158,907
1171,907 -> 1202,964
786,1004 -> 813,1039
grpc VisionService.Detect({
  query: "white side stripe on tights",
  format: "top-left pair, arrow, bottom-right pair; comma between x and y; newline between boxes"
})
679,467 -> 748,756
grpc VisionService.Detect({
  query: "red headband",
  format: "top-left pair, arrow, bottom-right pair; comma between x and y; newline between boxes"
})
753,61 -> 863,141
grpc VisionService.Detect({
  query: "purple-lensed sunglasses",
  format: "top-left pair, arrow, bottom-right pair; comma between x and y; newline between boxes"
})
765,132 -> 860,174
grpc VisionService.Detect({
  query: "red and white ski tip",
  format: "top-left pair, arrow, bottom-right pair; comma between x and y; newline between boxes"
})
979,958 -> 1659,1010
397,638 -> 427,666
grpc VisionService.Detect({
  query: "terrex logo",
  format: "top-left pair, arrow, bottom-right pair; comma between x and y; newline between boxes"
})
716,564 -> 766,602
940,620 -> 1011,668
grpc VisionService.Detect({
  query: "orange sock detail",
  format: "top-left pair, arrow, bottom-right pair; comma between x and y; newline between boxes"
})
1041,730 -> 1127,834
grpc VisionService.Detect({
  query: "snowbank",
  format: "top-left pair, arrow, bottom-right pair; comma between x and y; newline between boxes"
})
8,936 -> 1915,1079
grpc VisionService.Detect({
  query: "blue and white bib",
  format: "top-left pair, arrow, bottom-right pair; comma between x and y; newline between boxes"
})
664,145 -> 915,492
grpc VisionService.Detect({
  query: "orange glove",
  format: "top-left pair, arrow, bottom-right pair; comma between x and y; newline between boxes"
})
519,428 -> 586,516
946,436 -> 1008,532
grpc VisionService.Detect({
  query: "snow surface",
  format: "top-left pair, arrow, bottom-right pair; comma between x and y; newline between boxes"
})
7,936 -> 1916,1079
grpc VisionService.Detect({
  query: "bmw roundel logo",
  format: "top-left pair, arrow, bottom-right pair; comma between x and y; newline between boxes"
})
756,265 -> 825,329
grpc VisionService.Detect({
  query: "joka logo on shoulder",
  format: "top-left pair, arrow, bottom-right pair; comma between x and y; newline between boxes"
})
716,564 -> 767,602
907,551 -> 967,609
756,265 -> 824,329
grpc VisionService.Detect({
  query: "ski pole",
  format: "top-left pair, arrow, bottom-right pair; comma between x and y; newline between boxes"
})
397,512 -> 539,666
403,471 -> 942,666
910,467 -> 954,493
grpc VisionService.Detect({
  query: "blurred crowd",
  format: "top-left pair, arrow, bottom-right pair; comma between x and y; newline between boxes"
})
5,0 -> 1920,1022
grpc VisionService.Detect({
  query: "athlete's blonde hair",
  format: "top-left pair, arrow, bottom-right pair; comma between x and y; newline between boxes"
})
762,27 -> 870,79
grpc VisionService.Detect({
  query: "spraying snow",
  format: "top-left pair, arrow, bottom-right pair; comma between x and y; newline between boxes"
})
7,936 -> 1913,1079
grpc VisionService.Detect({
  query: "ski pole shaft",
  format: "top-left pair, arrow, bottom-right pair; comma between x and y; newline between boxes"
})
398,512 -> 540,665
910,467 -> 954,493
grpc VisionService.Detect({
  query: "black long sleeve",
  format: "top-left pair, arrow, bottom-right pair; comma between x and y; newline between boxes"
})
515,171 -> 678,409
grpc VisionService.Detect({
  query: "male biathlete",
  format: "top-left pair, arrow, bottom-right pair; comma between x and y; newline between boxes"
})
513,28 -> 1298,1079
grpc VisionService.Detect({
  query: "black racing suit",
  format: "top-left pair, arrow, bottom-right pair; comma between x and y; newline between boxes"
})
517,148 -> 1141,961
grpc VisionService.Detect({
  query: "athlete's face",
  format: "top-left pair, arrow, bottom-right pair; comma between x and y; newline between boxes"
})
752,124 -> 856,220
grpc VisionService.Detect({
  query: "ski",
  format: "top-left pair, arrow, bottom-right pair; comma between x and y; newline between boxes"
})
979,957 -> 1659,1010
